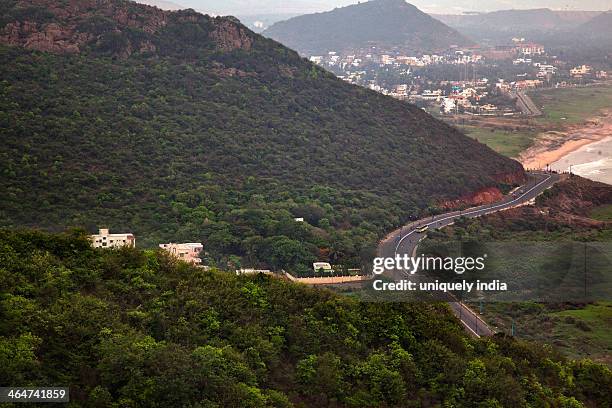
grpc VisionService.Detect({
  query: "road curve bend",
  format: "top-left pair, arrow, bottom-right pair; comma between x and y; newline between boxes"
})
377,171 -> 561,337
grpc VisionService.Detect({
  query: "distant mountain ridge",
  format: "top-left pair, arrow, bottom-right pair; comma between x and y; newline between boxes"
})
434,8 -> 602,39
578,11 -> 612,39
263,0 -> 473,56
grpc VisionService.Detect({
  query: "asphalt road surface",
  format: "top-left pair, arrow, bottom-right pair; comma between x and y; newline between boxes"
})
377,171 -> 561,337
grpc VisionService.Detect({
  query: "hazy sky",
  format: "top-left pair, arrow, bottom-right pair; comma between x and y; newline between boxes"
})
175,0 -> 612,15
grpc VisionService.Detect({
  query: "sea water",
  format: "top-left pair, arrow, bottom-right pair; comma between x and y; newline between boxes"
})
552,136 -> 612,185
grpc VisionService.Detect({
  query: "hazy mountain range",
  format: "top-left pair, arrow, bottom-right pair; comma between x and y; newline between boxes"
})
577,10 -> 612,43
435,9 -> 601,32
136,1 -> 609,38
434,8 -> 610,46
152,1 -> 612,15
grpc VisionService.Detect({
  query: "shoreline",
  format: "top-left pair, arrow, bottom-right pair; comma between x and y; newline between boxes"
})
519,109 -> 612,170
551,136 -> 612,185
520,136 -> 609,170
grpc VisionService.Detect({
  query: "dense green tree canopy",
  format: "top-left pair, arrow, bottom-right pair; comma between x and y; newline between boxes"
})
0,229 -> 610,407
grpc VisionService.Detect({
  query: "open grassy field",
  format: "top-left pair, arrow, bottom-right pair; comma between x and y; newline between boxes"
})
552,303 -> 612,363
530,85 -> 612,127
476,302 -> 612,365
457,85 -> 612,158
461,125 -> 536,158
591,204 -> 612,221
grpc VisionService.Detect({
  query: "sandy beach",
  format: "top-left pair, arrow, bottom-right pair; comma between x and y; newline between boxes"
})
519,109 -> 612,170
551,137 -> 612,184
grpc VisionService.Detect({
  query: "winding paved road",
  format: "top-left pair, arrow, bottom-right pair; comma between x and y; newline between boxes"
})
515,91 -> 542,117
377,171 -> 561,337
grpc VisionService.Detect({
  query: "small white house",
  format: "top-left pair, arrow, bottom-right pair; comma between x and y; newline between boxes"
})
313,262 -> 333,273
91,228 -> 135,248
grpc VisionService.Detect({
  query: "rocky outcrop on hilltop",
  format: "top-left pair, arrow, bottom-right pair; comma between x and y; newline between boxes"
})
209,18 -> 253,52
0,0 -> 254,56
0,0 -> 168,54
1,20 -> 85,53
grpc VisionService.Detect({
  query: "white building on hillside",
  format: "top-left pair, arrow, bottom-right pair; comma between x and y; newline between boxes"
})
313,262 -> 333,273
159,242 -> 203,265
91,228 -> 135,248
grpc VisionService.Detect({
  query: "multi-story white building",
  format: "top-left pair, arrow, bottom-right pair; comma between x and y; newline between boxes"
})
159,243 -> 203,265
519,43 -> 545,56
421,89 -> 443,101
536,64 -> 557,78
570,65 -> 592,77
91,228 -> 135,248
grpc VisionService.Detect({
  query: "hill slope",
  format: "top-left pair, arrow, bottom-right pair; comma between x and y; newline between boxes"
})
0,0 -> 523,272
1,229 -> 611,407
263,0 -> 473,55
578,11 -> 612,40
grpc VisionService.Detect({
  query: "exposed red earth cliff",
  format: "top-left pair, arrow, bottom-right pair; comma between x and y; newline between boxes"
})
440,169 -> 527,209
440,187 -> 504,209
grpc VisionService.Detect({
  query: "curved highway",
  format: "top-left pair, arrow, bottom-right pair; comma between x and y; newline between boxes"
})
377,171 -> 561,337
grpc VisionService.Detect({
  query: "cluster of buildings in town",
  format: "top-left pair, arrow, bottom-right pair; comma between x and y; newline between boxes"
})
309,39 -> 609,117
310,51 -> 473,70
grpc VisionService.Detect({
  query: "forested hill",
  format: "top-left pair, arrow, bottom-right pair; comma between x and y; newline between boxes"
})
263,0 -> 473,56
0,0 -> 523,273
1,229 -> 610,407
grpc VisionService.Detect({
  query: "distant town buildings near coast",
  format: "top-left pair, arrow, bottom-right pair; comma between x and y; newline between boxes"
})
308,38 -> 609,117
